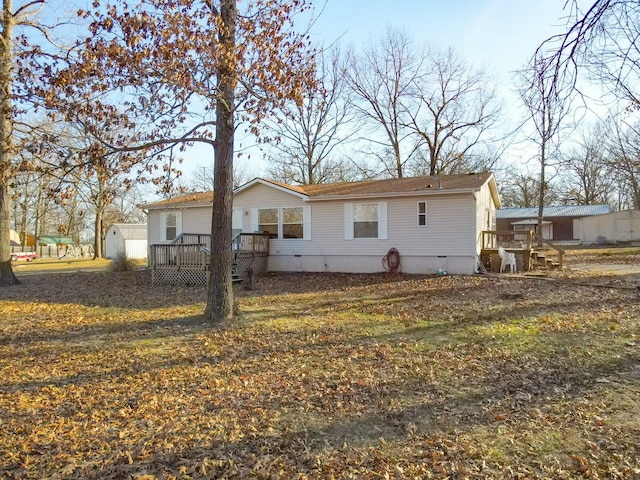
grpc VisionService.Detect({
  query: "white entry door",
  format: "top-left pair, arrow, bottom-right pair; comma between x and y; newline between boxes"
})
232,207 -> 243,231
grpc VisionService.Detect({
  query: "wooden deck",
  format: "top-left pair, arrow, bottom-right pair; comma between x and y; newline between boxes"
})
149,232 -> 270,285
480,230 -> 565,272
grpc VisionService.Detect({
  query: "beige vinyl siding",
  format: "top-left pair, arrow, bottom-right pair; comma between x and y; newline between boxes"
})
147,210 -> 164,245
182,206 -> 213,234
235,183 -> 308,247
147,206 -> 211,245
235,185 -> 476,258
474,182 -> 496,252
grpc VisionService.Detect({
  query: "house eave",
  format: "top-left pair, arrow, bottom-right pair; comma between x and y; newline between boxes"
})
234,178 -> 309,200
143,202 -> 213,210
306,188 -> 478,202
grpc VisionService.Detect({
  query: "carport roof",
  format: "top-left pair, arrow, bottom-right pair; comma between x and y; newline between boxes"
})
497,205 -> 611,219
38,235 -> 74,245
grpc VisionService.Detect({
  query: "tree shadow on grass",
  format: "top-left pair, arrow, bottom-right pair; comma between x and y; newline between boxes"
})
0,313 -> 215,351
2,270 -> 208,309
67,349 -> 640,479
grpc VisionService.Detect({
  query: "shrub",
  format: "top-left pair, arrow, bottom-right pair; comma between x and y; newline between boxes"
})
109,253 -> 138,272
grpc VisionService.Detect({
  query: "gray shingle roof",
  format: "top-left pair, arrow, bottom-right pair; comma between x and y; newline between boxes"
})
497,205 -> 611,219
113,224 -> 147,240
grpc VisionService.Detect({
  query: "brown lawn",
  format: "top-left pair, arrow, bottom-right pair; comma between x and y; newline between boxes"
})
1,248 -> 639,479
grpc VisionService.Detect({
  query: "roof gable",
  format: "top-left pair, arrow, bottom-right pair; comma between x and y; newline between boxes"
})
233,178 -> 309,199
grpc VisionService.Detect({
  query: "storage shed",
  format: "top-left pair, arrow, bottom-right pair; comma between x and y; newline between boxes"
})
575,209 -> 640,244
105,223 -> 148,259
497,205 -> 611,240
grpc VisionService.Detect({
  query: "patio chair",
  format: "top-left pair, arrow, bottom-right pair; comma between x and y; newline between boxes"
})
498,247 -> 517,274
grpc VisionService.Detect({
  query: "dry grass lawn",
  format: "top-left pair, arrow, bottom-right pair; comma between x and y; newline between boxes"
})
1,248 -> 639,479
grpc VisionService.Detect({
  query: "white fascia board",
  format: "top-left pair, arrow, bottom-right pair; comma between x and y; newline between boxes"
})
233,178 -> 309,200
144,202 -> 211,210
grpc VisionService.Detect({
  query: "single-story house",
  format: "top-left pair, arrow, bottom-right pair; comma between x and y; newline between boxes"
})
143,173 -> 500,276
574,209 -> 640,244
105,223 -> 148,259
496,205 -> 611,241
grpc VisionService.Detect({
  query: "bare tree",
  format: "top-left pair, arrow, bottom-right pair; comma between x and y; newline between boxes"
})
188,162 -> 255,193
608,119 -> 640,209
264,47 -> 357,184
407,48 -> 501,176
519,52 -> 573,240
500,171 -> 562,208
537,1 -> 640,106
346,28 -> 423,178
561,124 -> 614,205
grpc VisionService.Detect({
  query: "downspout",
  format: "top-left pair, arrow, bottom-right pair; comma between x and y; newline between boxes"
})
472,189 -> 479,273
142,208 -> 150,268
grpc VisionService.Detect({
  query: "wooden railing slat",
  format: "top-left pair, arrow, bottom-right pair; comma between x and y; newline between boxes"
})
150,233 -> 270,270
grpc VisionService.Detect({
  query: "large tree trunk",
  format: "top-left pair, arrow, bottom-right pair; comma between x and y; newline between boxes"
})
94,207 -> 103,259
0,186 -> 19,284
0,0 -> 19,285
205,0 -> 236,323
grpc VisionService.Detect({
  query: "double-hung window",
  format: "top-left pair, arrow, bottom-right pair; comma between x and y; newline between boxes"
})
165,212 -> 178,241
282,207 -> 304,239
345,202 -> 387,240
258,208 -> 279,238
354,203 -> 379,238
252,206 -> 310,240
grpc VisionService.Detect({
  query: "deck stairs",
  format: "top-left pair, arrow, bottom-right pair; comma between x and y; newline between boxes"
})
531,249 -> 562,270
231,262 -> 242,283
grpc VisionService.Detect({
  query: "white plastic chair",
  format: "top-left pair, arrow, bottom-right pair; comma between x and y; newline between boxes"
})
498,247 -> 516,274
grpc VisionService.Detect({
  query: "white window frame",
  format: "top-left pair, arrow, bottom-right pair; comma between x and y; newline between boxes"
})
250,206 -> 311,241
257,207 -> 279,238
282,207 -> 304,239
417,201 -> 427,227
162,211 -> 181,242
344,202 -> 387,240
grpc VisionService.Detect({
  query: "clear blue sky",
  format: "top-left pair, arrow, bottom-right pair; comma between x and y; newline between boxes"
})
310,0 -> 572,83
182,1 -> 585,186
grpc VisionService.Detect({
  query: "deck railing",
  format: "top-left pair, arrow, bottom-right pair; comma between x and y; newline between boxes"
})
232,233 -> 269,254
150,243 -> 207,270
173,233 -> 213,249
482,230 -> 534,250
150,232 -> 270,272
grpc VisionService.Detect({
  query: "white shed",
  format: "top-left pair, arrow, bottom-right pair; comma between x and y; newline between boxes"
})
105,223 -> 148,259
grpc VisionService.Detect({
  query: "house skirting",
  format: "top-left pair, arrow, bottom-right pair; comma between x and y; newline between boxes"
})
267,255 -> 477,275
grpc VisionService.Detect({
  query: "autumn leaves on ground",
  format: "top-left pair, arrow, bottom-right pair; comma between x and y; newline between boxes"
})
1,250 -> 640,479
